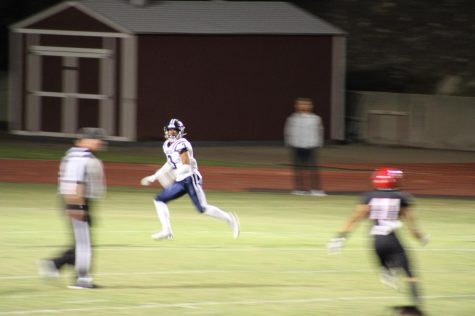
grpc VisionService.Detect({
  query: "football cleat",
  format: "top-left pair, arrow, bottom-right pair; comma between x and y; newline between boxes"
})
379,268 -> 401,290
151,230 -> 174,240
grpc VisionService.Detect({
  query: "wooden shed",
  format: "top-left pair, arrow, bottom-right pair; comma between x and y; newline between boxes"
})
9,0 -> 346,141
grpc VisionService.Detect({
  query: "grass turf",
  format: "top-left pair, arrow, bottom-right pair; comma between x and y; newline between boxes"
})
0,183 -> 474,315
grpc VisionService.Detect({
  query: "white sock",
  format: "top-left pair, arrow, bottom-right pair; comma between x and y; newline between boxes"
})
153,200 -> 172,233
204,205 -> 232,222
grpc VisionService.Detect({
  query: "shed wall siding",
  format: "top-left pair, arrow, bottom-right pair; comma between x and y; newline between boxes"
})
137,35 -> 334,141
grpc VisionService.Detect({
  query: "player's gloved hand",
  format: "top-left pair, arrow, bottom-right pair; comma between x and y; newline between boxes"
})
327,236 -> 346,254
420,234 -> 430,246
140,175 -> 156,186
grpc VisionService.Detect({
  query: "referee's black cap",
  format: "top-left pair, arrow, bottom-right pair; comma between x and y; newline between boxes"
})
77,127 -> 107,140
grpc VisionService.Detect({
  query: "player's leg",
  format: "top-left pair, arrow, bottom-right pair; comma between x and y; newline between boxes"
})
186,175 -> 240,238
152,200 -> 173,239
152,182 -> 186,240
375,235 -> 401,290
398,248 -> 422,306
377,234 -> 422,305
387,239 -> 421,305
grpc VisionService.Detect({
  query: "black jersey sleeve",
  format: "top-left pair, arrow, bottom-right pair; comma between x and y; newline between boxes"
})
360,191 -> 373,204
398,191 -> 414,208
361,190 -> 414,207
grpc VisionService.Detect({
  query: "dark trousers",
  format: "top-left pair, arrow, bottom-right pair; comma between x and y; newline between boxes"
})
290,147 -> 321,191
374,233 -> 414,278
374,233 -> 422,306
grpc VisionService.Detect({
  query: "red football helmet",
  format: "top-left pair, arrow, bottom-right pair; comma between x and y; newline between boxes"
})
372,167 -> 403,189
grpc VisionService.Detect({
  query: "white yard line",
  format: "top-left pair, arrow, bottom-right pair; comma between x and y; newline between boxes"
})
1,267 -> 474,282
0,294 -> 474,315
0,268 -> 374,282
2,244 -> 475,252
3,229 -> 475,239
76,246 -> 475,253
62,299 -> 109,304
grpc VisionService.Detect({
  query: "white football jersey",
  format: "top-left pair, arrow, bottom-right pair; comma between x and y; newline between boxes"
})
162,138 -> 199,181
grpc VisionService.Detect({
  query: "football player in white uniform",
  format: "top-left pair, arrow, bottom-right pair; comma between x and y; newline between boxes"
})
141,119 -> 240,240
327,167 -> 428,310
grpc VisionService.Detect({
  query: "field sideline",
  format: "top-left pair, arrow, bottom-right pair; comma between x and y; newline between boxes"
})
1,183 -> 474,315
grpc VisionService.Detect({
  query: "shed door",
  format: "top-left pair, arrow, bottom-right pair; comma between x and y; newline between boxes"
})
40,55 -> 62,132
27,45 -> 115,135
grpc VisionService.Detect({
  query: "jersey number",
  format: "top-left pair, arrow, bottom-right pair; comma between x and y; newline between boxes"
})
369,198 -> 401,220
167,154 -> 177,169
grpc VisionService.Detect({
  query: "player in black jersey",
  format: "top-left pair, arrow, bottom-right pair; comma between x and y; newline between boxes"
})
328,167 -> 428,310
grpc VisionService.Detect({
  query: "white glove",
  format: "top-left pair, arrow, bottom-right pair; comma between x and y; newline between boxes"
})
327,237 -> 346,254
140,175 -> 156,186
420,234 -> 430,246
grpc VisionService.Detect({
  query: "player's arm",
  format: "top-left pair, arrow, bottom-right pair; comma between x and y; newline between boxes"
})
401,206 -> 428,245
339,204 -> 370,235
180,150 -> 190,165
175,151 -> 192,179
327,204 -> 369,253
140,162 -> 175,187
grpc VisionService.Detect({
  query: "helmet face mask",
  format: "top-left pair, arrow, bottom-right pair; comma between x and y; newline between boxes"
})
372,167 -> 403,189
164,118 -> 186,141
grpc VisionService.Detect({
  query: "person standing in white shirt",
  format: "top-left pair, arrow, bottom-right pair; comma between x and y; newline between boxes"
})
284,98 -> 326,196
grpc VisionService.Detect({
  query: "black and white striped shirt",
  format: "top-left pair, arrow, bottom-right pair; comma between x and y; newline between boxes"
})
58,147 -> 106,198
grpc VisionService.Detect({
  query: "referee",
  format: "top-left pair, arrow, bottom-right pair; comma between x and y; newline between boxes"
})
39,127 -> 106,289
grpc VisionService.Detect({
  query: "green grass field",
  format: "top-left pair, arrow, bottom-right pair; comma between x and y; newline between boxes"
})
1,183 -> 474,315
0,138 -> 286,167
